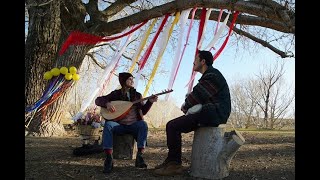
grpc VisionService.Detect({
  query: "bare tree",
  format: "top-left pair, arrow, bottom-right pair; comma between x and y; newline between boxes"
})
268,79 -> 294,129
25,0 -> 295,136
230,61 -> 294,130
229,83 -> 243,128
230,78 -> 261,128
255,62 -> 294,129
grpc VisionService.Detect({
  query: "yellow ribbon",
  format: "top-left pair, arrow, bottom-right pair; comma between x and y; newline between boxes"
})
128,19 -> 158,73
143,12 -> 181,97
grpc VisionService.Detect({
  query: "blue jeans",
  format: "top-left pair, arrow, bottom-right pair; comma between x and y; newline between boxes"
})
102,120 -> 148,150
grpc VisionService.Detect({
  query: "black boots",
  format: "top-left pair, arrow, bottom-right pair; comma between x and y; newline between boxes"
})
103,154 -> 113,174
135,151 -> 147,168
104,152 -> 146,174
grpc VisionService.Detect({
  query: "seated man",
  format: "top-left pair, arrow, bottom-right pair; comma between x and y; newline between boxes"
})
95,72 -> 158,174
154,50 -> 231,176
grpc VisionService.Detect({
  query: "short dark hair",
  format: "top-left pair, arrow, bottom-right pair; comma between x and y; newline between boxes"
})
198,50 -> 213,66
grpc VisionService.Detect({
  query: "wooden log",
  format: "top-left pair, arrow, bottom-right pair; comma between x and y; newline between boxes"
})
113,134 -> 137,160
190,124 -> 245,179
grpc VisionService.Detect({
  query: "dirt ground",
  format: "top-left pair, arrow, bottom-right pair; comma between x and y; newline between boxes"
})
25,129 -> 295,180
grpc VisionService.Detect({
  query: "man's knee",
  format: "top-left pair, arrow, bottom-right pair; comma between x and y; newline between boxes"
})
166,120 -> 175,131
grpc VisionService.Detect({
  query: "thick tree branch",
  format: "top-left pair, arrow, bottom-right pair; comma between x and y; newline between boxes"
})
61,0 -> 87,31
250,0 -> 294,32
231,24 -> 294,58
75,0 -> 295,58
195,10 -> 294,34
84,0 -> 100,21
89,0 -> 294,35
101,0 -> 137,19
85,0 -> 138,22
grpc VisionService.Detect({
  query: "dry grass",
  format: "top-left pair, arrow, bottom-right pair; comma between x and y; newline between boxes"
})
25,128 -> 295,180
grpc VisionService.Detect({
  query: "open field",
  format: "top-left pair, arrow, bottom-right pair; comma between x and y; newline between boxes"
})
25,129 -> 295,179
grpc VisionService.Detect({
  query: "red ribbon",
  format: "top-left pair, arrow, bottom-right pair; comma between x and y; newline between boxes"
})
138,14 -> 170,70
58,20 -> 148,56
187,7 -> 207,93
213,11 -> 239,60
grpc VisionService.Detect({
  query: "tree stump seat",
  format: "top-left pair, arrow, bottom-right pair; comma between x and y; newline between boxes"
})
190,124 -> 245,179
74,129 -> 137,159
113,133 -> 137,160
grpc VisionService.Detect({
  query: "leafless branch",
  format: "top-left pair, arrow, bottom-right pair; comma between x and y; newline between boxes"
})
231,24 -> 294,58
85,53 -> 105,68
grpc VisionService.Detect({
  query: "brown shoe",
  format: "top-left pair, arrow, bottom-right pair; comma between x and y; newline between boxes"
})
154,158 -> 172,169
153,161 -> 186,176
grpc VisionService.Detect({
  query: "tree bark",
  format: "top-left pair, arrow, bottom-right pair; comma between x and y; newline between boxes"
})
25,0 -> 92,136
113,134 -> 137,160
25,0 -> 63,135
25,0 -> 61,106
190,125 -> 245,179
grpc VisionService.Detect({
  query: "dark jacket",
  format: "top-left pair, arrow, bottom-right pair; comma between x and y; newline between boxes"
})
184,66 -> 231,125
95,88 -> 153,121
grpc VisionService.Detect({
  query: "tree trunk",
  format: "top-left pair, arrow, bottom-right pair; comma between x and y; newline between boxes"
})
25,0 -> 63,136
190,125 -> 245,179
25,0 -> 61,106
25,0 -> 91,136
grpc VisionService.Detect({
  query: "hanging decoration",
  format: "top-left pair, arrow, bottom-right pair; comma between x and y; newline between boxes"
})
128,19 -> 158,73
43,8 -> 240,126
25,66 -> 80,127
143,12 -> 180,97
56,20 -> 150,119
212,11 -> 239,60
185,10 -> 239,93
97,30 -> 135,97
71,25 -> 138,122
68,19 -> 150,121
214,9 -> 224,36
137,14 -> 170,70
197,8 -> 213,49
134,14 -> 170,96
58,20 -> 148,56
187,7 -> 208,93
210,9 -> 224,51
165,8 -> 195,100
202,11 -> 231,51
165,8 -> 195,101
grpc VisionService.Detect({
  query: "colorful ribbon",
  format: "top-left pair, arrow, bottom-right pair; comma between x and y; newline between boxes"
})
143,12 -> 180,97
58,20 -> 148,55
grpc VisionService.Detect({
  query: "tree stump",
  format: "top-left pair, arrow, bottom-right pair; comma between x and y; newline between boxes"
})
113,134 -> 137,160
190,124 -> 245,179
